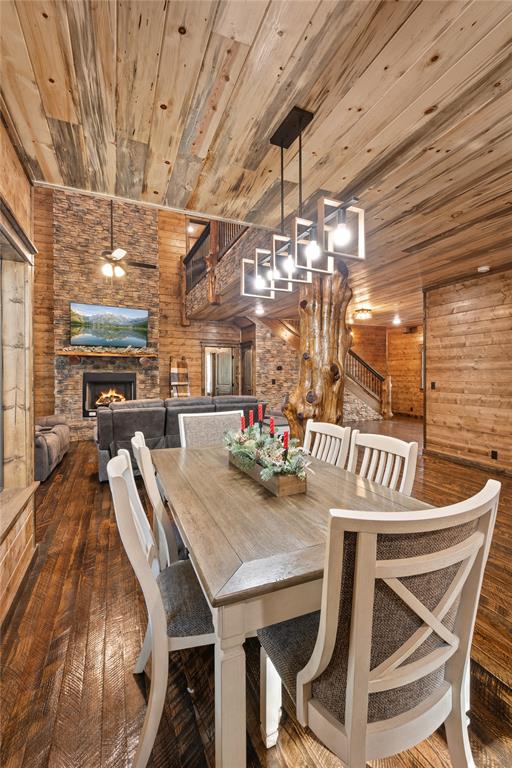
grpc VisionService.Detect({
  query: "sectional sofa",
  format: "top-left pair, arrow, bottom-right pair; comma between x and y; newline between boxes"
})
95,395 -> 265,481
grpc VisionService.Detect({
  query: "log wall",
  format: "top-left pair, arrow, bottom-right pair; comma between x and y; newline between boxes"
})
350,325 -> 387,374
387,326 -> 424,417
425,268 -> 512,473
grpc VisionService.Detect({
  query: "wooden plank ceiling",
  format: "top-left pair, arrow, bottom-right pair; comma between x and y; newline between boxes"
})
1,0 -> 512,324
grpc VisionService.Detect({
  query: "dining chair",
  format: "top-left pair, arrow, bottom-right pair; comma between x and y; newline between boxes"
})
178,409 -> 243,448
107,449 -> 215,768
303,421 -> 351,468
347,429 -> 418,496
257,479 -> 501,767
131,431 -> 181,567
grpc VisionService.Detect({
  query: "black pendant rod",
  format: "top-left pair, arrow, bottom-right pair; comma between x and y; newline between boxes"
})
110,199 -> 114,252
298,129 -> 303,218
280,143 -> 285,235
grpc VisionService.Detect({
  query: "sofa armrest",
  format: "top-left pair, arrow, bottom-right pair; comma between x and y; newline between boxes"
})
96,407 -> 114,450
36,414 -> 68,429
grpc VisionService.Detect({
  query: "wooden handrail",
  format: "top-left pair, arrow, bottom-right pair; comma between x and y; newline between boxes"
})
348,350 -> 385,381
184,221 -> 246,295
345,349 -> 384,401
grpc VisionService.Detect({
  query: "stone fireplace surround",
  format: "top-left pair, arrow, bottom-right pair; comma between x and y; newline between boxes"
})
52,190 -> 160,440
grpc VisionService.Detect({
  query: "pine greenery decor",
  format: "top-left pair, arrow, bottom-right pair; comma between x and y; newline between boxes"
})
224,426 -> 310,481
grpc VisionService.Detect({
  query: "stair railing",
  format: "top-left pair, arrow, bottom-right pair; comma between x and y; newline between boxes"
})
346,349 -> 385,401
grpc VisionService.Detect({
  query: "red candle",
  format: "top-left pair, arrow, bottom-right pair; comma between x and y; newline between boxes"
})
241,415 -> 246,432
249,410 -> 254,427
258,403 -> 263,422
269,416 -> 275,437
283,431 -> 289,450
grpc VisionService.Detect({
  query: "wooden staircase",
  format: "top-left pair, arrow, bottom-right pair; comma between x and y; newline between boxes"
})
254,317 -> 390,416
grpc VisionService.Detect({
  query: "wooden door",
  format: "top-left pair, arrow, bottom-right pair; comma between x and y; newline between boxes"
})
215,349 -> 234,395
241,343 -> 253,395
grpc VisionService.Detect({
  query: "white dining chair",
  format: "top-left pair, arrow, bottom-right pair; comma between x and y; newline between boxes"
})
178,409 -> 243,448
303,421 -> 351,468
131,431 -> 180,568
258,479 -> 501,767
107,449 -> 215,768
347,429 -> 418,496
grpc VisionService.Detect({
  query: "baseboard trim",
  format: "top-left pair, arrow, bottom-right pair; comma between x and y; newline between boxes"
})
423,448 -> 511,477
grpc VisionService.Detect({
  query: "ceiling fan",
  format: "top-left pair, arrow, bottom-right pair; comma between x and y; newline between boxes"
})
100,199 -> 157,277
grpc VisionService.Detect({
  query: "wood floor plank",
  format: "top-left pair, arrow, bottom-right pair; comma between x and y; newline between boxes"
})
1,425 -> 510,768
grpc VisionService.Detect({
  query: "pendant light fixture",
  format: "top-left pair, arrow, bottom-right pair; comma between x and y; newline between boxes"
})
240,105 -> 366,301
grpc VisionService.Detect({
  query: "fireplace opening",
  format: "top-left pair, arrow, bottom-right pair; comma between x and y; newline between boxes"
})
83,372 -> 136,417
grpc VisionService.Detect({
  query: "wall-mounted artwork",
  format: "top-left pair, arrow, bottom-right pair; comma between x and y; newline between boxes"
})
70,303 -> 148,348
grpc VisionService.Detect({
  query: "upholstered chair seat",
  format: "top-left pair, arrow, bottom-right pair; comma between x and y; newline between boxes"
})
157,559 -> 214,637
258,612 -> 320,701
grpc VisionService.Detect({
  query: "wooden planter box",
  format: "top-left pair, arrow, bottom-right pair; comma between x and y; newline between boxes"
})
229,452 -> 307,497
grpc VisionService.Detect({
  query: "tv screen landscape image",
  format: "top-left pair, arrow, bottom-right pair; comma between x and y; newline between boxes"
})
70,303 -> 149,348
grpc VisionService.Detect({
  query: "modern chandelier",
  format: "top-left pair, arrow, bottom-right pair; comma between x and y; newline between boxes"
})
241,106 -> 365,301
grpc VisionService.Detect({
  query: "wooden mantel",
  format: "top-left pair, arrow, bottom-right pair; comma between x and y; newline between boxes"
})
56,350 -> 158,358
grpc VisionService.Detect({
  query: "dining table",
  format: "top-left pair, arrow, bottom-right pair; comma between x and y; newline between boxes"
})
152,445 -> 431,768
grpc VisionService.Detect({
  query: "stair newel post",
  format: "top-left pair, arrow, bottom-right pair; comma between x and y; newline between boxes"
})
381,374 -> 393,419
283,263 -> 352,442
206,221 -> 220,305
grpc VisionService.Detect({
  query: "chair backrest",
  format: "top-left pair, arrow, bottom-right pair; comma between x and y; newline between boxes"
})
347,429 -> 418,496
296,479 -> 501,763
178,410 -> 243,449
131,431 -> 178,567
303,421 -> 351,468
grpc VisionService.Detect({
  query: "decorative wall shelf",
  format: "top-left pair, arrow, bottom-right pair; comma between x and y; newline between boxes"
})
56,350 -> 158,358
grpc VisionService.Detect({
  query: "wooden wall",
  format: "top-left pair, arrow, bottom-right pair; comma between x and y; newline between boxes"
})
0,120 -> 32,237
33,187 -> 55,418
157,210 -> 241,398
425,269 -> 512,473
350,325 -> 387,374
0,121 -> 37,624
387,327 -> 424,417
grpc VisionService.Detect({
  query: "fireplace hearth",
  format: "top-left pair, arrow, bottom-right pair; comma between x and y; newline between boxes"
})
83,372 -> 136,417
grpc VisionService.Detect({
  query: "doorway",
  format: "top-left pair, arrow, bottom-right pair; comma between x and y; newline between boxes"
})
203,345 -> 239,396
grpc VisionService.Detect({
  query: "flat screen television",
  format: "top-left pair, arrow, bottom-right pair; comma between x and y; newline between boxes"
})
70,302 -> 149,348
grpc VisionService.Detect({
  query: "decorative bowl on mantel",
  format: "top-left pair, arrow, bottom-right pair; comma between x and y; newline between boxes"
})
225,414 -> 309,498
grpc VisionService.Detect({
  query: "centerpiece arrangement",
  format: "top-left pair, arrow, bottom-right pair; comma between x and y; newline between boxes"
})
225,405 -> 309,497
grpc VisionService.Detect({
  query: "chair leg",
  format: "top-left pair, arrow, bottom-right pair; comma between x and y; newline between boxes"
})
132,632 -> 169,768
134,623 -> 152,674
260,647 -> 282,748
445,682 -> 476,768
463,657 -> 470,723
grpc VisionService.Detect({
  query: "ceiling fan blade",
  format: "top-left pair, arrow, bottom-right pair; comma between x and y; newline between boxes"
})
125,260 -> 157,270
111,247 -> 127,260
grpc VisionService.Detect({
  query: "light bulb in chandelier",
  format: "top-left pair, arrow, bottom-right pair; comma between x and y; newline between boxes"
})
114,265 -> 126,278
267,267 -> 281,281
333,208 -> 351,247
255,274 -> 266,290
305,239 -> 321,260
333,222 -> 351,247
102,262 -> 114,277
285,255 -> 296,274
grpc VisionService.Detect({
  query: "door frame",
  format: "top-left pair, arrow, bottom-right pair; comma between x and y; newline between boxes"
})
201,341 -> 241,396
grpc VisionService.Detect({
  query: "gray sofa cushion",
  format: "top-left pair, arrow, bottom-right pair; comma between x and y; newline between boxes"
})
36,415 -> 68,428
96,407 -> 114,450
109,398 -> 164,410
112,406 -> 166,444
164,396 -> 212,408
213,395 -> 258,405
34,417 -> 71,481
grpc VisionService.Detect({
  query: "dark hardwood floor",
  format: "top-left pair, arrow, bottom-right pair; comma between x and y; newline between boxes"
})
1,417 -> 510,768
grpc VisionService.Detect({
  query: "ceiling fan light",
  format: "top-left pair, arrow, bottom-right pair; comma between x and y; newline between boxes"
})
114,265 -> 126,278
102,262 -> 114,278
111,247 -> 127,260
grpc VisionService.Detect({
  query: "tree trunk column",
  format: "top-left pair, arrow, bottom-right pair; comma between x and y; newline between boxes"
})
283,263 -> 352,442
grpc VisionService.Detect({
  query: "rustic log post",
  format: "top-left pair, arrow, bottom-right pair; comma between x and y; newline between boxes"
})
381,374 -> 393,419
179,256 -> 190,327
206,220 -> 220,305
283,263 -> 352,442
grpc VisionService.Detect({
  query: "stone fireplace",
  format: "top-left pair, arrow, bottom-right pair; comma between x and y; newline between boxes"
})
82,372 -> 136,417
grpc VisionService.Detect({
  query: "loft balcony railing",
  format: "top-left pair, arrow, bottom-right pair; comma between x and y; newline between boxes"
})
184,220 -> 246,293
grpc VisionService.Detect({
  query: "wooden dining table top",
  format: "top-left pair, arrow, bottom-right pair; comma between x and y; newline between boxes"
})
152,446 -> 431,608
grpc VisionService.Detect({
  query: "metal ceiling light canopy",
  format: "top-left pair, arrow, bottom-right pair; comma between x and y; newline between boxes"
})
269,106 -> 314,149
